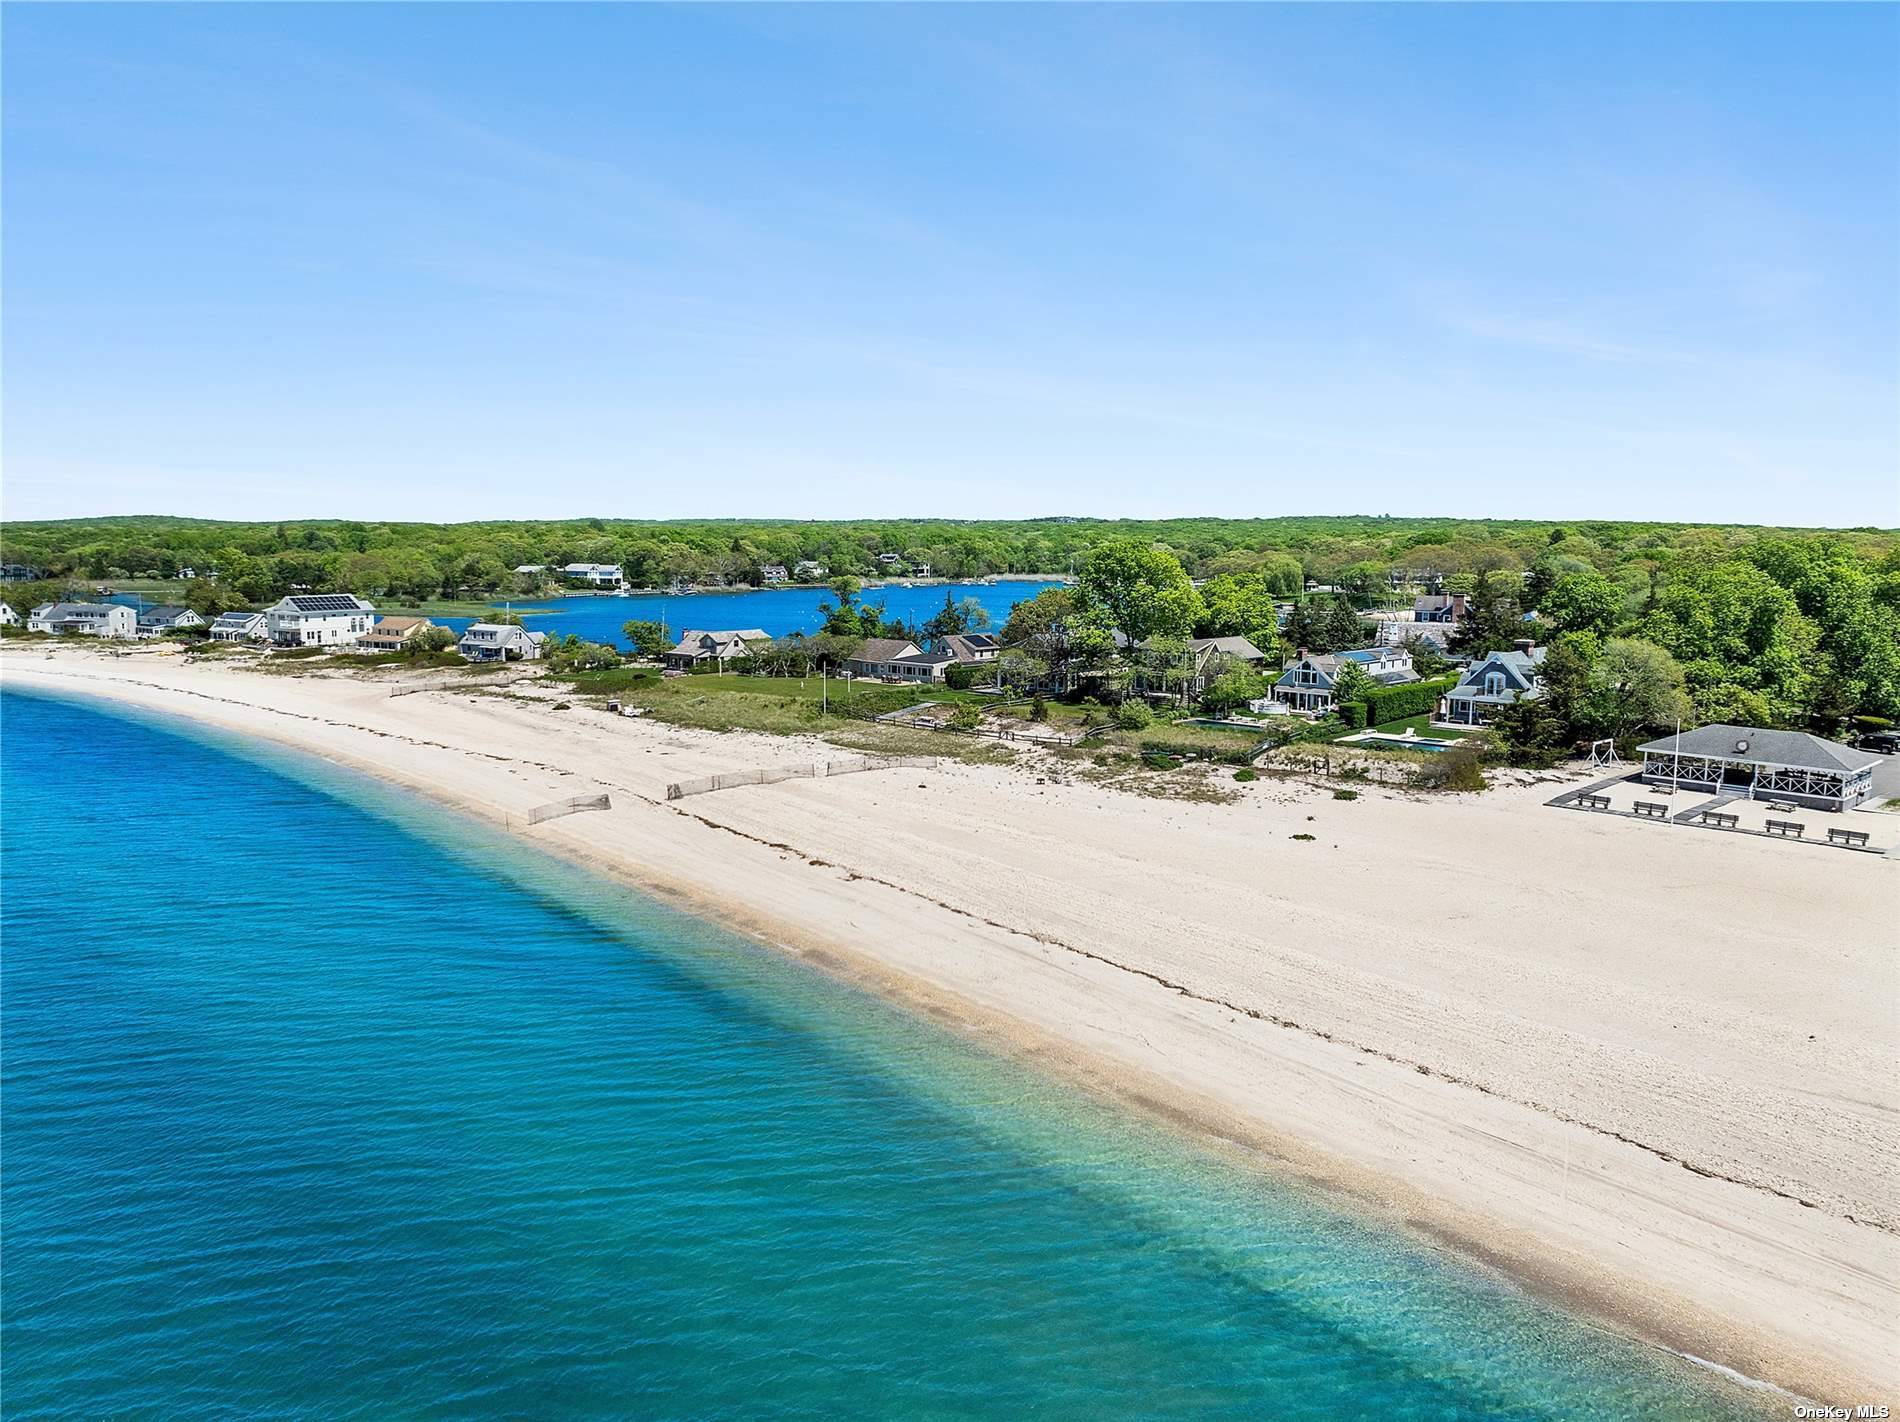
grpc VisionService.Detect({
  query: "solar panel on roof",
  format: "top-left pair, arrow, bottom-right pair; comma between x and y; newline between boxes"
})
291,594 -> 361,612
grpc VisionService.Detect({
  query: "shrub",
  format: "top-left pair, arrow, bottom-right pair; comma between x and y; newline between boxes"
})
1030,695 -> 1048,722
1115,700 -> 1154,730
1412,744 -> 1487,792
1332,788 -> 1358,800
948,704 -> 984,732
944,662 -> 975,691
1233,768 -> 1257,782
1338,701 -> 1369,729
1291,832 -> 1316,841
1363,675 -> 1460,727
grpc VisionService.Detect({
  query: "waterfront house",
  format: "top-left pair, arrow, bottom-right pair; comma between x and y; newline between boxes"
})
514,564 -> 547,576
135,605 -> 205,638
359,616 -> 436,651
459,623 -> 548,662
759,564 -> 789,585
264,594 -> 377,648
562,562 -> 625,590
845,637 -> 951,682
793,560 -> 828,581
0,601 -> 18,627
1,564 -> 42,582
877,553 -> 903,567
1635,724 -> 1878,812
208,610 -> 268,642
1270,645 -> 1417,713
1437,640 -> 1546,726
26,602 -> 137,639
663,628 -> 771,671
940,632 -> 1001,666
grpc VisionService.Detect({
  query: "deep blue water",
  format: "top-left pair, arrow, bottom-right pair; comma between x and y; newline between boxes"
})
430,579 -> 1063,646
0,688 -> 1780,1420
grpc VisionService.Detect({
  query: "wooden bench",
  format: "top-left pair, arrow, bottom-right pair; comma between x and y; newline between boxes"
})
1632,800 -> 1668,818
1826,827 -> 1871,848
1765,819 -> 1805,838
1576,793 -> 1611,811
1697,810 -> 1740,828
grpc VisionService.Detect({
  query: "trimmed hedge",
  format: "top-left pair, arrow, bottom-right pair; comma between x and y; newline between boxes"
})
1359,675 -> 1460,728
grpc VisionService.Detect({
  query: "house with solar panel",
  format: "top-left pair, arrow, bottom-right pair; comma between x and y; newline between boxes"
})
209,610 -> 269,642
263,593 -> 377,648
1636,725 -> 1880,812
1270,645 -> 1417,713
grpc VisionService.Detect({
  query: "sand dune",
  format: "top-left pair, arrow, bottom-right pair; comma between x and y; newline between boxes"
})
6,644 -> 1895,1402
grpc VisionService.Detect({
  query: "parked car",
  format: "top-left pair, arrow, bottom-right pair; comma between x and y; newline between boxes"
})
1854,731 -> 1900,754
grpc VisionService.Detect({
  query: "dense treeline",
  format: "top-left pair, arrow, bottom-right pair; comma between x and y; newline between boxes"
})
5,514 -> 1895,729
4,514 -> 1894,602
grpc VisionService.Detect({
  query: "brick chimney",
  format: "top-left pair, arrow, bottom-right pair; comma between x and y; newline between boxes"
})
1514,637 -> 1535,653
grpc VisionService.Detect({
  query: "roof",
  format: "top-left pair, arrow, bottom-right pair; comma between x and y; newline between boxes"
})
1189,636 -> 1267,661
941,633 -> 1001,659
211,610 -> 264,625
892,651 -> 957,667
365,616 -> 429,635
1636,725 -> 1878,775
35,602 -> 121,618
852,638 -> 922,662
276,593 -> 372,614
667,628 -> 767,658
137,604 -> 193,622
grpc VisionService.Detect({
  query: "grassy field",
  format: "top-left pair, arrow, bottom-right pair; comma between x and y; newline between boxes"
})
1365,713 -> 1473,740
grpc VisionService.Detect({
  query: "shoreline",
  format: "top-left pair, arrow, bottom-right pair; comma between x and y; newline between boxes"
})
3,646 -> 1894,1403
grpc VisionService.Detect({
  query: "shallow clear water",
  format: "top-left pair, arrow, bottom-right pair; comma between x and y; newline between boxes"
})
429,578 -> 1064,646
1,688 -> 1781,1419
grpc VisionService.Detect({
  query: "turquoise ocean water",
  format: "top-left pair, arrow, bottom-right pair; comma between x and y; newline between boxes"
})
0,688 -> 1779,1419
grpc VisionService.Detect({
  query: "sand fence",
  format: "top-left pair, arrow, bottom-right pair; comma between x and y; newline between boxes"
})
667,756 -> 935,801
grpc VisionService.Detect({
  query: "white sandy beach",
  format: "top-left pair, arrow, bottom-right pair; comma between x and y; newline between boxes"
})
5,644 -> 1896,1403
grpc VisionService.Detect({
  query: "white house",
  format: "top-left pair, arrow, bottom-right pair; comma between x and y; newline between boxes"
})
562,562 -> 624,589
208,611 -> 269,642
759,564 -> 789,585
1271,645 -> 1418,713
26,602 -> 137,639
459,623 -> 548,662
793,560 -> 828,581
0,601 -> 18,627
264,594 -> 377,648
135,604 -> 205,638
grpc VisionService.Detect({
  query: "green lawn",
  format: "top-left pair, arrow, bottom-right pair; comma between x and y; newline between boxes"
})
1367,713 -> 1472,740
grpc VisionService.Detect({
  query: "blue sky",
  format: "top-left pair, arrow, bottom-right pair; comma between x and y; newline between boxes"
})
4,4 -> 1895,526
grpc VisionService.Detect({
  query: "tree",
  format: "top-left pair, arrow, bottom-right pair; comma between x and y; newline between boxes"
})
1202,666 -> 1267,715
1196,573 -> 1279,643
413,625 -> 458,653
622,619 -> 670,657
1078,540 -> 1202,651
1540,569 -> 1620,638
1579,638 -> 1690,739
1330,660 -> 1377,711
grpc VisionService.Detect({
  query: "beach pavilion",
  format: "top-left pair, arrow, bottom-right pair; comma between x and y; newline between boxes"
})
1635,724 -> 1880,812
